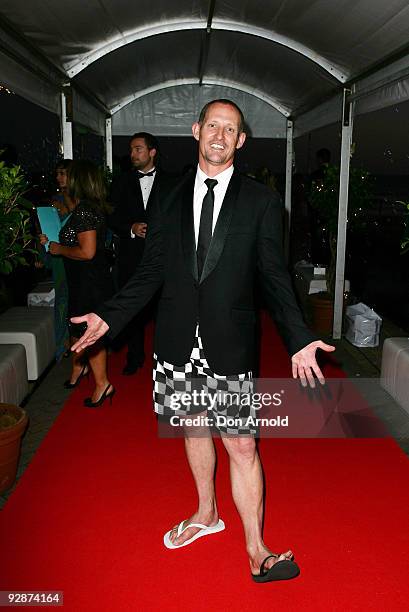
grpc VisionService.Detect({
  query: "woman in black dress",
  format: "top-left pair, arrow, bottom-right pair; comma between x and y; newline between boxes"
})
40,160 -> 114,407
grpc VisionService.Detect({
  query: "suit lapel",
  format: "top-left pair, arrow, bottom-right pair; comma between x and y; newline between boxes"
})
181,172 -> 198,282
145,171 -> 158,213
200,170 -> 241,284
130,170 -> 144,216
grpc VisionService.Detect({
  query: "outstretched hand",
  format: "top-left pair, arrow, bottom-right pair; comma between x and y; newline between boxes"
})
70,313 -> 109,353
291,340 -> 335,387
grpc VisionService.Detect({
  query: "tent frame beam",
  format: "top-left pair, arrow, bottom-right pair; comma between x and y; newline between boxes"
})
332,88 -> 354,339
0,14 -> 64,83
66,20 -> 346,83
110,78 -> 290,117
346,41 -> 409,88
296,40 -> 409,123
61,87 -> 73,159
284,119 -> 294,261
0,14 -> 110,118
198,0 -> 216,85
105,117 -> 113,171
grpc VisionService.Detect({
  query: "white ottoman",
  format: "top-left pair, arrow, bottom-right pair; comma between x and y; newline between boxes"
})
380,337 -> 409,415
395,355 -> 409,414
0,344 -> 29,405
0,307 -> 55,380
380,338 -> 409,395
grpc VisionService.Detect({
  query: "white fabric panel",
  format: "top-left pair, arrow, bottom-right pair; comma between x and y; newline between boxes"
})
353,56 -> 409,115
74,27 -> 339,117
0,20 -> 61,114
3,0 -> 409,137
112,84 -> 287,138
5,0 -> 409,85
72,90 -> 106,135
207,30 -> 338,114
295,56 -> 409,136
294,94 -> 343,137
355,78 -> 409,116
0,51 -> 60,114
74,30 -> 202,111
0,47 -> 104,133
0,0 -> 207,68
216,0 -> 409,79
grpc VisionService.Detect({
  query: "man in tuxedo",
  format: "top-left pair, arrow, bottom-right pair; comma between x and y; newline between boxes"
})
72,100 -> 334,582
109,132 -> 161,375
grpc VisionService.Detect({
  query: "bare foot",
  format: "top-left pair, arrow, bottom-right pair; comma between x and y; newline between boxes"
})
91,382 -> 113,403
249,548 -> 294,575
69,363 -> 89,385
169,510 -> 219,547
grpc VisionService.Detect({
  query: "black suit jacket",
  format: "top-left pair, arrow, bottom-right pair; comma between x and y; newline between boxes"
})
97,170 -> 317,375
108,169 -> 166,282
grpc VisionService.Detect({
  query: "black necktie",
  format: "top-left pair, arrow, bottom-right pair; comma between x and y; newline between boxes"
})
197,178 -> 218,279
136,170 -> 155,179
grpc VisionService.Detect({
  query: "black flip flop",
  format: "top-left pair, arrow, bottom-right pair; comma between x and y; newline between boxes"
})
252,554 -> 300,583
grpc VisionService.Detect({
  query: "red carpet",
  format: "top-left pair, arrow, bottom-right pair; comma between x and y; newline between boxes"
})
1,314 -> 409,611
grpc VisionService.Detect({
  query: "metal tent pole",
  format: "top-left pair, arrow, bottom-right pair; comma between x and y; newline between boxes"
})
333,89 -> 354,338
284,119 -> 294,261
60,86 -> 73,159
105,117 -> 113,171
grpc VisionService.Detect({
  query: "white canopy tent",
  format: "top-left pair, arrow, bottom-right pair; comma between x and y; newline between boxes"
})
2,0 -> 409,337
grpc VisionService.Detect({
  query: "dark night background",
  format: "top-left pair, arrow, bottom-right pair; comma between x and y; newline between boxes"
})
3,87 -> 409,177
1,87 -> 409,330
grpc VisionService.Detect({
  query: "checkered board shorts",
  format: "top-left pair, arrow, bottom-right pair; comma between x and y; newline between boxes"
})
153,326 -> 257,435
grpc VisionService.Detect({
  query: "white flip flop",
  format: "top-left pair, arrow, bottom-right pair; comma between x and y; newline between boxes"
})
163,518 -> 225,549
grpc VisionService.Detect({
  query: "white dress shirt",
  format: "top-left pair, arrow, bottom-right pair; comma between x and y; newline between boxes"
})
130,167 -> 156,238
138,167 -> 156,208
193,164 -> 234,246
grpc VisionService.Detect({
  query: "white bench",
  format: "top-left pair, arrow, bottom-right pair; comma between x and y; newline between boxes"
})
380,337 -> 409,415
0,344 -> 29,405
0,307 -> 55,380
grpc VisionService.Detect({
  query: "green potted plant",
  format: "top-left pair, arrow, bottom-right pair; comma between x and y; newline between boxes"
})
0,159 -> 34,491
0,158 -> 37,311
308,163 -> 371,333
0,159 -> 36,275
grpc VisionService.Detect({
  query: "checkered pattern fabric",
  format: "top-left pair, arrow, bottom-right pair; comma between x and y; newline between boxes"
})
153,325 -> 256,435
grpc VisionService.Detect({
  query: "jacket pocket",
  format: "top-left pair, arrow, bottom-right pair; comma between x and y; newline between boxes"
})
158,297 -> 173,310
231,308 -> 256,324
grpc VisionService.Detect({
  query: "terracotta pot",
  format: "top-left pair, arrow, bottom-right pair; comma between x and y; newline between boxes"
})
310,293 -> 334,335
0,403 -> 28,494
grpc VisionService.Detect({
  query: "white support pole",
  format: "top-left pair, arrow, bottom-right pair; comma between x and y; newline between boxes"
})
105,116 -> 113,171
284,119 -> 294,261
332,89 -> 354,339
60,88 -> 73,159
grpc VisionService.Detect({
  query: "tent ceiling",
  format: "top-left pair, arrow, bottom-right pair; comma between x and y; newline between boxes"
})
73,29 -> 337,116
113,83 -> 288,137
2,0 -> 409,136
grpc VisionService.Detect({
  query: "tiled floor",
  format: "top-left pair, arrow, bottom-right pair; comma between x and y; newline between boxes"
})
1,326 -> 409,510
325,318 -> 409,457
0,357 -> 72,509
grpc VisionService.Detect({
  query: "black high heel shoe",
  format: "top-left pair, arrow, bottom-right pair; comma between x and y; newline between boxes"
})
64,364 -> 90,389
83,384 -> 115,408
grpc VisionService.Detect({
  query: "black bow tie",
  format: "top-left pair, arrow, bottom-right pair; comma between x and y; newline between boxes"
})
136,170 -> 156,179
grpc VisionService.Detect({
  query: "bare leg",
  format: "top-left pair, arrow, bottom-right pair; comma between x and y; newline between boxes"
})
222,436 -> 293,574
87,341 -> 113,402
69,339 -> 88,384
169,414 -> 219,546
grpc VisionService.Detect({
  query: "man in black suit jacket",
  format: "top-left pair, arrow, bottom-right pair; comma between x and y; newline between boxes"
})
72,100 -> 334,582
109,132 -> 161,375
